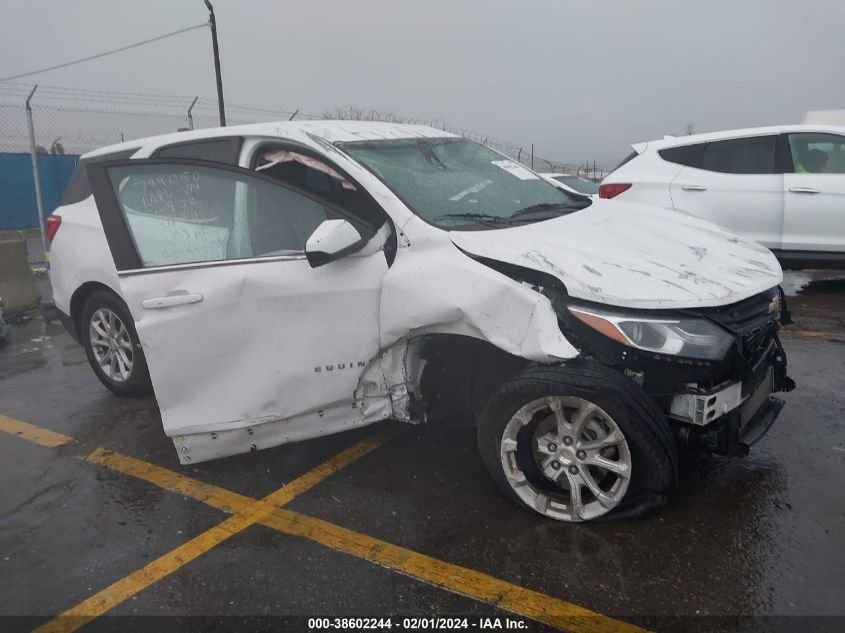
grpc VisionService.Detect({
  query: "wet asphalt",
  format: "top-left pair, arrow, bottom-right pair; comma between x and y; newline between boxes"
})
0,271 -> 843,633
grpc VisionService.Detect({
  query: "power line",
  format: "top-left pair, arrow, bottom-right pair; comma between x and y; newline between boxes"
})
0,80 -> 201,102
0,23 -> 209,82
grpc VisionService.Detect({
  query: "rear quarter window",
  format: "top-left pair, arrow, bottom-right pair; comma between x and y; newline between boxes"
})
658,144 -> 703,168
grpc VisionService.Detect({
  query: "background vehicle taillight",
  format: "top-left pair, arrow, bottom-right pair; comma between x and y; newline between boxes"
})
598,183 -> 632,199
45,215 -> 62,245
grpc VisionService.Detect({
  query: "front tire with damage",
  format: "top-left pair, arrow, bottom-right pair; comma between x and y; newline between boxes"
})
477,362 -> 677,522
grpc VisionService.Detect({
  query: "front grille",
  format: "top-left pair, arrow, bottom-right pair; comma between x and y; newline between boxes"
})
699,288 -> 780,362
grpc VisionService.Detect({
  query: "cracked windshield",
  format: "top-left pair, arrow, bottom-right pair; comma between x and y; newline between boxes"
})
342,137 -> 590,229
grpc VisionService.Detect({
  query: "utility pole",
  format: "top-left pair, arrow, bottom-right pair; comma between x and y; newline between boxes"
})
204,0 -> 226,126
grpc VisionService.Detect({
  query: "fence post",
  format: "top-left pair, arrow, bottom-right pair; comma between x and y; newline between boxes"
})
187,96 -> 199,130
531,144 -> 534,171
25,85 -> 48,260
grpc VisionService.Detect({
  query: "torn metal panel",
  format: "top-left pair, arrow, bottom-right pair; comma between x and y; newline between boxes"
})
355,341 -> 416,423
449,200 -> 783,310
378,231 -> 579,363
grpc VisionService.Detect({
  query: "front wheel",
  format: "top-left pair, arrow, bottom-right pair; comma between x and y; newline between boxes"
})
81,289 -> 153,398
477,363 -> 677,522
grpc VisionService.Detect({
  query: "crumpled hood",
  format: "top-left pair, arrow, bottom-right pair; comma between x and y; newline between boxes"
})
450,199 -> 783,310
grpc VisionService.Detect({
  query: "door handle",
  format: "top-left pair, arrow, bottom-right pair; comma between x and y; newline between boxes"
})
141,293 -> 204,309
681,184 -> 708,191
789,187 -> 820,194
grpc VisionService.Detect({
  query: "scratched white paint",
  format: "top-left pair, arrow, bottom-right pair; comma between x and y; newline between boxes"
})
51,121 -> 784,464
450,199 -> 783,309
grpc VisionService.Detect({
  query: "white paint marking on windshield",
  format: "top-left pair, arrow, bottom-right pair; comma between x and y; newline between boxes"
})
491,160 -> 539,180
449,179 -> 494,202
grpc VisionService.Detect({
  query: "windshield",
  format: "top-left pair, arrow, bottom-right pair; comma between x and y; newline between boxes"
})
340,138 -> 588,229
554,175 -> 598,195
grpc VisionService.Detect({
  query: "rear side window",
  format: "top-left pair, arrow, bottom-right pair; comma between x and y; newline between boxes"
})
658,144 -> 703,168
700,136 -> 777,174
105,162 -> 331,268
60,148 -> 140,206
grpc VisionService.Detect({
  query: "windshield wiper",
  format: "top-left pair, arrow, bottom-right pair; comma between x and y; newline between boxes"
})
438,212 -> 514,226
511,203 -> 578,217
509,202 -> 588,221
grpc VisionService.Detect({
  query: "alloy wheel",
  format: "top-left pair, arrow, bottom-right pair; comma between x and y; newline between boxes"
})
89,307 -> 134,383
499,396 -> 632,521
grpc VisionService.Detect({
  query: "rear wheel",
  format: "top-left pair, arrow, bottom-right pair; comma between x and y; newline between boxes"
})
81,290 -> 152,397
477,362 -> 677,522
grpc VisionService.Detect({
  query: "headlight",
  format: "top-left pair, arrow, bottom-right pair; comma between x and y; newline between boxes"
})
569,305 -> 733,360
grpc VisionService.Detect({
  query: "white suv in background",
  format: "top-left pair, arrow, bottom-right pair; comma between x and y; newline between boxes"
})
600,125 -> 845,269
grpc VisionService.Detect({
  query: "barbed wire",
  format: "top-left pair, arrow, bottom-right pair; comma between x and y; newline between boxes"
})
0,83 -> 578,173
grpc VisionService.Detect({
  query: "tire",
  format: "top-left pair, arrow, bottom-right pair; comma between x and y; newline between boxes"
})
477,361 -> 677,522
80,289 -> 153,398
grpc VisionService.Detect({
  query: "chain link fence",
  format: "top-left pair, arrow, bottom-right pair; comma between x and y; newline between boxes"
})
0,81 -> 577,174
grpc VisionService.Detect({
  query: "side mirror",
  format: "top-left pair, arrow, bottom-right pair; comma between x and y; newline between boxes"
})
305,219 -> 363,268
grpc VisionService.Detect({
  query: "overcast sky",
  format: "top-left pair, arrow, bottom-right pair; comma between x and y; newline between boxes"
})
1,0 -> 843,166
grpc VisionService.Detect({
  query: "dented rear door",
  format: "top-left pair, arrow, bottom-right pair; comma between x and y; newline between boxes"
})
88,159 -> 386,461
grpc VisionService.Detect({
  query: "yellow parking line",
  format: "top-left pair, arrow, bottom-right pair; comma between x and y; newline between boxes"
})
790,330 -> 835,338
85,425 -> 402,513
0,415 -> 73,448
31,427 -> 401,633
78,429 -> 646,632
34,512 -> 255,633
264,508 -> 644,633
266,428 -> 402,504
783,329 -> 845,343
1,417 -> 647,633
87,448 -> 257,514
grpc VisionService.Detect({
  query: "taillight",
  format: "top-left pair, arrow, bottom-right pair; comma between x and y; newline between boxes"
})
598,183 -> 632,199
46,215 -> 62,244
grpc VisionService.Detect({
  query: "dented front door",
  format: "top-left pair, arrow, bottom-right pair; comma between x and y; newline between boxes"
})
88,159 -> 386,460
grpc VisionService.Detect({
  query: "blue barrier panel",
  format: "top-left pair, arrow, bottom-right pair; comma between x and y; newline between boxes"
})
0,153 -> 79,230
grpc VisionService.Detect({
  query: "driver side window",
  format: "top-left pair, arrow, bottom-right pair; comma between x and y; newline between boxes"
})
106,163 -> 329,268
253,147 -> 386,233
788,133 -> 845,174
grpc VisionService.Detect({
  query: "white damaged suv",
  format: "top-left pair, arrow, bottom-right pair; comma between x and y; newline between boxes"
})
48,122 -> 794,522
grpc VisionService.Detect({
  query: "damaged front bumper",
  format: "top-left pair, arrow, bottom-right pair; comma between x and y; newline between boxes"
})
673,337 -> 794,456
552,286 -> 796,458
